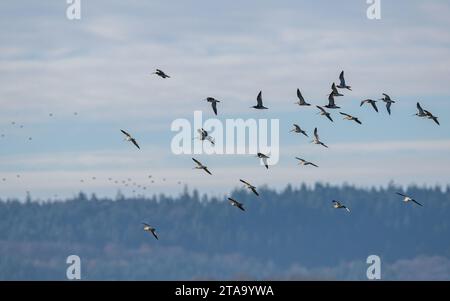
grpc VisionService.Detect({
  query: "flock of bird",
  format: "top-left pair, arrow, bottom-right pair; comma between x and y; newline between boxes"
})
135,68 -> 438,239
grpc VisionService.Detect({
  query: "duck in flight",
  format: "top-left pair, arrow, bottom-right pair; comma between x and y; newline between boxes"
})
192,158 -> 212,175
153,69 -> 170,79
240,179 -> 259,196
142,223 -> 159,240
290,124 -> 308,137
360,99 -> 379,113
316,106 -> 334,122
332,200 -> 350,213
295,157 -> 318,168
380,93 -> 396,115
206,97 -> 220,115
252,91 -> 268,109
295,89 -> 311,106
324,92 -> 340,109
336,71 -> 352,91
311,128 -> 328,148
331,82 -> 343,97
120,129 -> 140,149
396,192 -> 423,207
256,152 -> 270,169
228,197 -> 245,211
340,112 -> 362,125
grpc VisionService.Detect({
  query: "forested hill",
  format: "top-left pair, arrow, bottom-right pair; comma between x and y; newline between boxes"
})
1,183 -> 450,280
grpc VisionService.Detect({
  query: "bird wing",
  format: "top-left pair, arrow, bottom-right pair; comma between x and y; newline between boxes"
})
339,71 -> 346,86
417,102 -> 424,115
310,162 -> 319,168
257,91 -> 263,106
142,222 -> 150,227
340,112 -> 351,118
314,128 -> 319,140
240,179 -> 251,186
293,124 -> 300,131
412,199 -> 423,207
192,158 -> 202,166
331,82 -> 338,93
328,93 -> 335,106
131,139 -> 140,149
371,101 -> 379,112
151,230 -> 159,240
206,136 -> 215,145
382,93 -> 391,101
251,187 -> 259,196
316,105 -> 326,113
262,157 -> 269,169
297,89 -> 305,103
295,157 -> 305,163
204,167 -> 212,175
211,102 -> 218,115
120,129 -> 131,137
396,192 -> 407,197
386,102 -> 392,115
360,100 -> 367,106
345,207 -> 351,213
156,69 -> 163,73
355,118 -> 362,125
326,114 -> 334,122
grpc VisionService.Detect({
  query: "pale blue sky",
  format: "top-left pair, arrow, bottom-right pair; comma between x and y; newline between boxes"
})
0,0 -> 449,199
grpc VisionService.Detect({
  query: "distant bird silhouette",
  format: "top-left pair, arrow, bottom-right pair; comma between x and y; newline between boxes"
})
295,89 -> 311,106
311,128 -> 328,148
228,197 -> 245,211
240,179 -> 259,196
196,128 -> 215,145
295,157 -> 318,168
325,93 -> 340,109
424,110 -> 440,125
332,200 -> 350,212
256,152 -> 270,169
360,99 -> 378,113
396,192 -> 423,207
120,129 -> 140,149
380,93 -> 396,115
252,91 -> 268,109
331,82 -> 343,97
206,97 -> 220,115
336,71 -> 352,90
153,69 -> 170,78
290,124 -> 308,137
316,106 -> 333,122
142,223 -> 159,240
415,102 -> 427,117
192,158 -> 212,175
340,112 -> 362,125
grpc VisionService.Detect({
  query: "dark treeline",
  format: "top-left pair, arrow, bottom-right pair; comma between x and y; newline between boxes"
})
0,183 -> 449,280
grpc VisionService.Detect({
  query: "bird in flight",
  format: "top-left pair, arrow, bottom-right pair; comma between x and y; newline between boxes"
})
240,179 -> 259,196
360,99 -> 379,113
324,92 -> 341,109
196,128 -> 215,145
256,152 -> 270,169
316,106 -> 334,122
332,200 -> 351,213
380,93 -> 396,115
336,71 -> 352,91
252,91 -> 268,109
120,130 -> 140,149
340,112 -> 362,125
153,69 -> 170,78
206,97 -> 220,115
311,128 -> 328,148
415,102 -> 427,117
424,110 -> 440,125
396,192 -> 423,207
331,82 -> 343,97
228,197 -> 245,211
295,157 -> 318,168
142,223 -> 159,240
290,124 -> 308,137
192,158 -> 212,175
295,89 -> 311,106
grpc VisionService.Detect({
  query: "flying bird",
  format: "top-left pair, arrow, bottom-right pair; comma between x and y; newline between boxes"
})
324,93 -> 340,109
336,71 -> 352,90
380,93 -> 396,115
228,197 -> 245,211
331,82 -> 343,97
192,158 -> 212,175
153,69 -> 170,78
120,130 -> 140,149
311,128 -> 328,148
332,200 -> 351,213
196,128 -> 215,145
360,99 -> 379,113
252,91 -> 268,109
340,112 -> 362,125
316,106 -> 334,122
396,192 -> 423,207
256,152 -> 270,169
415,102 -> 427,117
295,157 -> 318,168
142,223 -> 159,240
290,124 -> 308,137
295,89 -> 311,106
424,110 -> 440,125
240,179 -> 259,196
206,97 -> 220,115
